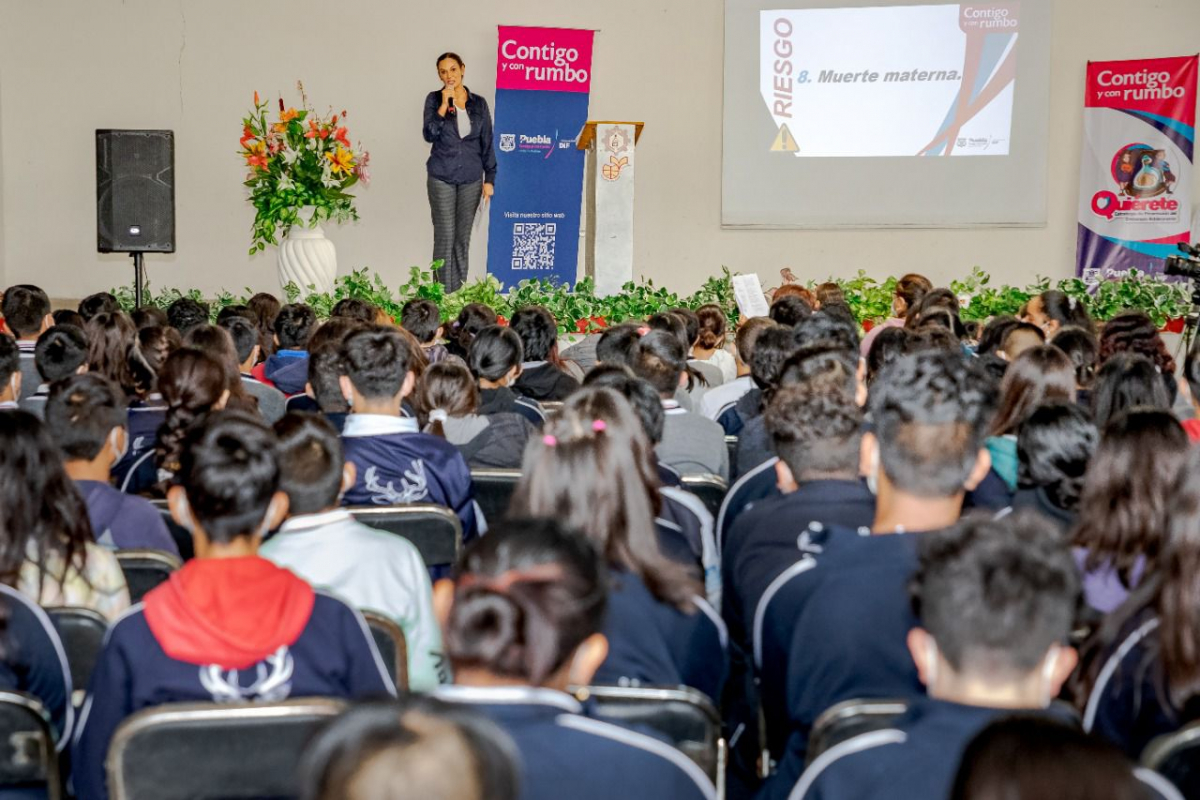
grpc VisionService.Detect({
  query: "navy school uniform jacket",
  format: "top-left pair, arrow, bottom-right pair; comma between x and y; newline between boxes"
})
717,457 -> 782,554
718,388 -> 762,437
112,398 -> 166,494
479,385 -> 545,427
339,414 -> 481,543
757,528 -> 926,778
284,392 -> 318,413
657,490 -> 709,577
71,560 -> 395,800
433,685 -> 716,800
1083,612 -> 1185,760
0,585 -> 72,748
75,480 -> 179,555
514,362 -> 579,403
596,568 -> 726,703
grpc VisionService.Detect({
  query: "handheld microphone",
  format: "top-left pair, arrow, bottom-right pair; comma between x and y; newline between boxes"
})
446,91 -> 456,115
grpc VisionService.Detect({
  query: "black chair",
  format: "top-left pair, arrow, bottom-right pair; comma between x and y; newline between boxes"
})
1143,721 -> 1200,799
115,550 -> 182,604
806,698 -> 909,766
0,691 -> 62,800
470,469 -> 521,523
361,610 -> 409,692
573,684 -> 724,784
680,474 -> 729,519
725,436 -> 738,478
148,500 -> 195,561
347,504 -> 463,569
47,607 -> 107,705
106,698 -> 345,800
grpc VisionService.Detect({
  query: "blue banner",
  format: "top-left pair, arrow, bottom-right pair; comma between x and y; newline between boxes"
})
487,26 -> 594,289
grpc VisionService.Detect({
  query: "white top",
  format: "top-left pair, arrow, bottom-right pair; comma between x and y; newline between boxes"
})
699,375 -> 754,420
260,509 -> 445,691
456,104 -> 472,139
697,349 -> 737,383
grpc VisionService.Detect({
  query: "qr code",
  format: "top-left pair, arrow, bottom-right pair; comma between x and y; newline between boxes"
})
512,223 -> 556,271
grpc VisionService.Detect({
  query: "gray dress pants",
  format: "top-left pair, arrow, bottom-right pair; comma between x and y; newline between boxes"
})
427,176 -> 483,292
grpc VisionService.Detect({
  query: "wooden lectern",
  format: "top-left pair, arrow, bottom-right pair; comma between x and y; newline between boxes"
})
578,121 -> 644,297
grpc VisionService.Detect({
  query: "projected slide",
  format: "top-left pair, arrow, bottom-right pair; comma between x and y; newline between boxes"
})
760,3 -> 1020,157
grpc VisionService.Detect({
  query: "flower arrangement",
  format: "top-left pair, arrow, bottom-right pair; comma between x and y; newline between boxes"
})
240,82 -> 369,255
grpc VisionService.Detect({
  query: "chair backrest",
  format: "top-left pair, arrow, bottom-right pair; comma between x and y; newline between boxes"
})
0,691 -> 61,800
806,698 -> 909,766
361,610 -> 408,692
47,607 -> 108,703
574,684 -> 724,783
107,698 -> 345,800
347,504 -> 463,568
115,549 -> 183,604
541,401 -> 564,418
1143,721 -> 1200,799
680,474 -> 729,519
725,436 -> 738,478
470,469 -> 522,523
148,500 -> 195,561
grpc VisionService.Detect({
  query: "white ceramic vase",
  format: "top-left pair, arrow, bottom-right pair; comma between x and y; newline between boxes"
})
277,206 -> 337,294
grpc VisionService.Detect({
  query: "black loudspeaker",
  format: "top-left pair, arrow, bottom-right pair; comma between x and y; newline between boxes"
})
96,129 -> 175,253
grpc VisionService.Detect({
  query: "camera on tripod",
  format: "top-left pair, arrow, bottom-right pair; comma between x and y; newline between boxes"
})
1165,242 -> 1200,280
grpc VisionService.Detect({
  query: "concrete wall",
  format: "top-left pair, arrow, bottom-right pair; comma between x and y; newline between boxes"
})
0,0 -> 1197,301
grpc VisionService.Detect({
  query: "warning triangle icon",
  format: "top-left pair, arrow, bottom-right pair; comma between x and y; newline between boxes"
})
771,123 -> 799,152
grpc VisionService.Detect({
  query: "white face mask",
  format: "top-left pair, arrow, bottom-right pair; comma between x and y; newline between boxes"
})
925,639 -> 939,691
257,497 -> 281,538
109,429 -> 128,463
866,446 -> 881,496
8,376 -> 17,401
1039,648 -> 1060,708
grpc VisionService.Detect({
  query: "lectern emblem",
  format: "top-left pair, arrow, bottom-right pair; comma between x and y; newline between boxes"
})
602,126 -> 630,156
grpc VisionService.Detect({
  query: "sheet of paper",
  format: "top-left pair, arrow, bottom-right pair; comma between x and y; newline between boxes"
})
731,273 -> 771,319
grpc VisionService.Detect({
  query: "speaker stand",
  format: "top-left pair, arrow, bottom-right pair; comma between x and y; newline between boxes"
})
130,252 -> 146,308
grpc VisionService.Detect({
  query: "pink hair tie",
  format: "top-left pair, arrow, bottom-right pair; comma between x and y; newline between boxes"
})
592,419 -> 607,433
542,434 -> 558,446
636,326 -> 650,336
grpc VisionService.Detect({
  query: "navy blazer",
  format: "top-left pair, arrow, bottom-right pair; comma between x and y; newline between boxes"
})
423,89 -> 497,186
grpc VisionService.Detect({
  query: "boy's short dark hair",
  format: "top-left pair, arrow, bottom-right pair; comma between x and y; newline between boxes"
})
583,364 -> 665,444
646,312 -> 689,353
766,382 -> 863,479
911,511 -> 1079,678
734,317 -> 776,365
215,305 -> 257,326
166,297 -> 211,334
2,285 -> 51,338
776,348 -> 859,400
400,299 -> 442,344
595,323 -> 643,368
793,310 -> 859,355
132,306 -> 169,330
218,316 -> 260,364
341,327 -> 416,399
750,327 -> 800,391
631,330 -> 686,397
467,325 -> 523,382
668,308 -> 701,347
35,325 -> 89,383
78,292 -> 120,322
331,298 -> 379,325
274,412 -> 345,516
308,348 -> 350,413
769,295 -> 812,328
52,310 -> 85,328
274,304 -> 317,350
44,374 -> 128,461
178,411 -> 281,543
870,351 -> 995,498
0,334 -> 20,387
509,307 -> 557,362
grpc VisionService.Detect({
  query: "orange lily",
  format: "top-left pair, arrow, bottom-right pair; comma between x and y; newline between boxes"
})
245,141 -> 269,171
240,125 -> 256,149
334,127 -> 350,148
253,90 -> 260,106
325,146 -> 354,175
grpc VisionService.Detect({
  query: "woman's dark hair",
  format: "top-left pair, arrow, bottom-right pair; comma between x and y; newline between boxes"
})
155,348 -> 229,478
595,323 -> 643,368
768,295 -> 812,327
511,387 -> 699,612
416,362 -> 479,437
274,412 -> 345,517
35,324 -> 89,384
132,325 -> 181,398
905,287 -> 961,324
645,312 -> 689,352
330,298 -> 379,325
307,317 -> 369,353
450,303 -> 499,357
182,324 -> 257,414
1052,326 -> 1099,389
1035,289 -> 1095,334
274,304 -> 317,351
85,311 -> 140,396
78,292 -> 120,322
815,282 -> 845,307
695,304 -> 728,350
631,329 -> 688,396
1157,444 -> 1200,708
1072,409 -> 1189,590
975,316 -> 1020,357
468,325 -> 523,383
436,52 -> 465,69
177,412 -> 280,543
1090,353 -> 1172,429
894,273 -> 933,316
166,297 -> 211,334
1099,310 -> 1176,376
1016,402 -> 1098,513
1184,326 -> 1200,405
131,305 -> 168,330
582,365 -> 666,445
866,327 -> 910,386
247,293 -> 282,358
52,309 -> 85,329
950,715 -> 1149,800
446,519 -> 607,685
0,412 -> 95,598
509,307 -> 557,362
300,697 -> 520,800
988,345 -> 1076,437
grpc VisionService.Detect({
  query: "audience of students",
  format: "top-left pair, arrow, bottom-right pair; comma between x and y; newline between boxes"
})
508,306 -> 580,402
1012,401 -> 1098,531
219,315 -> 286,422
444,302 -> 499,363
21,323 -> 89,417
258,302 -> 317,395
859,273 -> 933,356
469,324 -> 546,426
3,284 -> 54,398
701,316 -> 774,421
416,361 -> 535,469
401,298 -> 457,366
